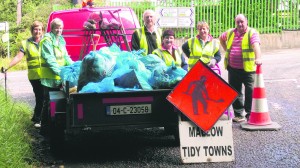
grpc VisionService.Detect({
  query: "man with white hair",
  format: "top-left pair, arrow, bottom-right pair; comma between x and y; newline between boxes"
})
131,9 -> 162,55
219,14 -> 262,122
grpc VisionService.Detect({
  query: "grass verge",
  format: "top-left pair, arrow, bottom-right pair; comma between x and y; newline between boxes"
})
0,87 -> 36,167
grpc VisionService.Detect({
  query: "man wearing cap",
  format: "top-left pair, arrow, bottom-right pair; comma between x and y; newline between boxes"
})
152,29 -> 188,71
131,9 -> 162,56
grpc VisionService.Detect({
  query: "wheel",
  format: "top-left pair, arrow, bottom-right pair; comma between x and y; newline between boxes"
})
49,121 -> 65,157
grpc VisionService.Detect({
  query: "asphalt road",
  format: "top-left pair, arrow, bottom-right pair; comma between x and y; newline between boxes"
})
0,48 -> 300,167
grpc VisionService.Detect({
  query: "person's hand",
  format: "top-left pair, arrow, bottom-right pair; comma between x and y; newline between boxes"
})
1,67 -> 7,73
208,59 -> 216,68
255,58 -> 262,65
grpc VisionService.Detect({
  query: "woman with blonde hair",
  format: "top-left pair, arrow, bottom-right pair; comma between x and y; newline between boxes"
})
3,20 -> 44,128
182,21 -> 221,70
39,18 -> 73,135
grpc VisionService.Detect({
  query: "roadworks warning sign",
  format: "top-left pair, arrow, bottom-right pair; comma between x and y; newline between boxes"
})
179,119 -> 234,163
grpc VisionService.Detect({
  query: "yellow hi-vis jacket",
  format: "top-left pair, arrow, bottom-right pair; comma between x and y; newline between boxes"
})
22,39 -> 41,80
152,48 -> 182,68
136,26 -> 162,56
39,34 -> 67,80
187,37 -> 219,70
224,28 -> 256,72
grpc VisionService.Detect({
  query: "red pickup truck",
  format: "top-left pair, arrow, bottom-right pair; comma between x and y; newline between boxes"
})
46,7 -> 180,153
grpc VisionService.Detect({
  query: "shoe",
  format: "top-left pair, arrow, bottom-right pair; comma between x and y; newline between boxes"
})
232,116 -> 246,122
34,122 -> 41,128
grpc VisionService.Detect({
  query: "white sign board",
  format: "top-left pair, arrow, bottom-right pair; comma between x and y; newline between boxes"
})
0,22 -> 9,32
156,7 -> 195,28
179,119 -> 234,163
2,33 -> 9,43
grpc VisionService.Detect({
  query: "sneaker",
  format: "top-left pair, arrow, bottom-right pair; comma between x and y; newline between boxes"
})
232,116 -> 246,122
34,122 -> 41,128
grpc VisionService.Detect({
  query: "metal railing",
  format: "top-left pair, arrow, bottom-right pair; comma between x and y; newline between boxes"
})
53,0 -> 300,38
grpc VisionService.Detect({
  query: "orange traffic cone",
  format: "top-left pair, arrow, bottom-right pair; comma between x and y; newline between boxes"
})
241,65 -> 281,131
248,65 -> 271,125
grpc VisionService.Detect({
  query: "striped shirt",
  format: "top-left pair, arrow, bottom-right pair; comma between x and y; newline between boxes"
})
220,28 -> 260,69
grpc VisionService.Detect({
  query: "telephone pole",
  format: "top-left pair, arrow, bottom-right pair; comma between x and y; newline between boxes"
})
17,0 -> 22,25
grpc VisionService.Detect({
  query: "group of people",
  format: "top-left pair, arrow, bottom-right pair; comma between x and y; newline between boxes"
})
2,9 -> 261,134
131,10 -> 262,122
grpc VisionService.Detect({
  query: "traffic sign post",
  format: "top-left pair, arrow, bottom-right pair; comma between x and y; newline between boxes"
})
0,22 -> 10,58
155,7 -> 195,37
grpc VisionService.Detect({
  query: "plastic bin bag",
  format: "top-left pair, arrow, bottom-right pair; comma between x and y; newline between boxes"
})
148,65 -> 170,89
139,54 -> 166,72
114,70 -> 152,90
165,62 -> 187,87
60,61 -> 82,88
77,52 -> 108,92
79,77 -> 114,93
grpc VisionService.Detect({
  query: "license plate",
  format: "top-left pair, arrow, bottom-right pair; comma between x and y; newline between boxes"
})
106,104 -> 152,115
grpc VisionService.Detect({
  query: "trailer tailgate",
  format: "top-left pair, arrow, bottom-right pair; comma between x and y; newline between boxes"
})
68,89 -> 178,129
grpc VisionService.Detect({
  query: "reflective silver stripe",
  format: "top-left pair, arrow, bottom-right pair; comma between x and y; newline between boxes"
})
212,39 -> 216,53
27,57 -> 39,61
242,49 -> 254,52
243,57 -> 255,61
227,29 -> 234,53
202,54 -> 210,58
248,28 -> 253,49
41,63 -> 49,67
189,56 -> 200,59
190,38 -> 195,54
27,65 -> 40,69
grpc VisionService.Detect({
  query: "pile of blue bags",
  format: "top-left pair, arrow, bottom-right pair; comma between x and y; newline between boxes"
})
60,43 -> 187,93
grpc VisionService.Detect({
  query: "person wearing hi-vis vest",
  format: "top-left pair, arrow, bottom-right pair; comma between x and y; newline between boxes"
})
182,21 -> 221,70
152,29 -> 188,71
219,14 -> 262,122
39,18 -> 73,136
131,9 -> 162,56
1,21 -> 44,128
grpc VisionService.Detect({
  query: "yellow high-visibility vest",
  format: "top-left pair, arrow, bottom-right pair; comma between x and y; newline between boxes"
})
39,36 -> 66,79
22,40 -> 41,80
224,28 -> 256,72
152,48 -> 182,67
136,26 -> 162,55
187,37 -> 219,70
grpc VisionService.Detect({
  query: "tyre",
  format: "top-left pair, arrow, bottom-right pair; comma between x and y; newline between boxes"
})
49,121 -> 65,157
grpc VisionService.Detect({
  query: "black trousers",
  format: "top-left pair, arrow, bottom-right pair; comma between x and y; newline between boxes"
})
227,66 -> 255,117
29,79 -> 44,123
